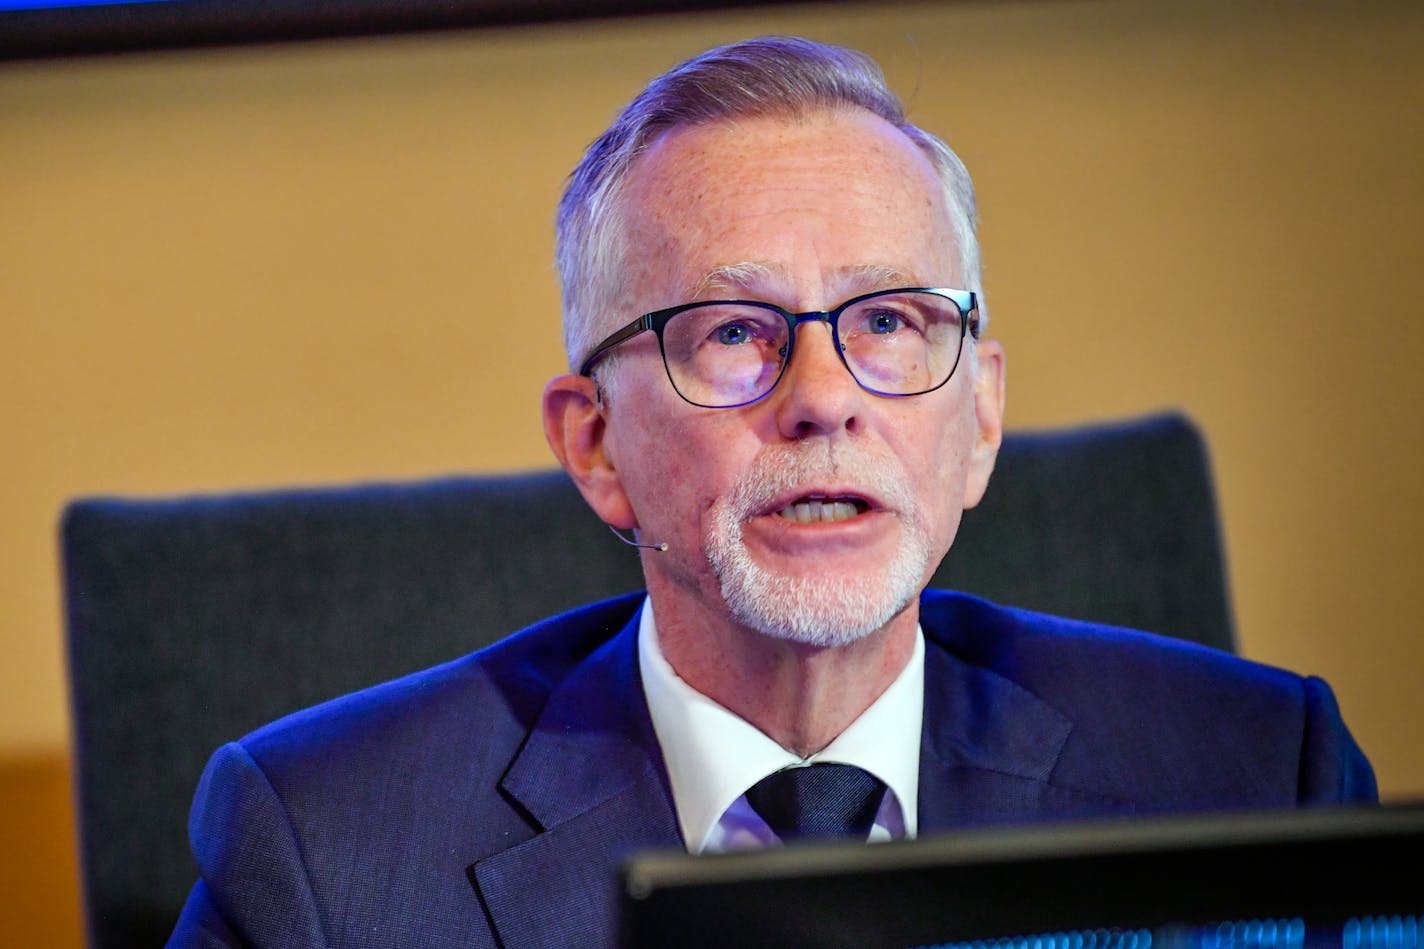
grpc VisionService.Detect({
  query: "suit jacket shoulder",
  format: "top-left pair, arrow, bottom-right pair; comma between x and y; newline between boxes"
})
174,592 -> 665,949
236,591 -> 646,782
915,588 -> 1377,831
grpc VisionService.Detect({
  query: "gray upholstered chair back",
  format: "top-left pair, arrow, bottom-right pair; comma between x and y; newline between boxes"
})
60,410 -> 1233,949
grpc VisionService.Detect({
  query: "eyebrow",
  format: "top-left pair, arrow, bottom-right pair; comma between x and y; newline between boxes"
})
836,263 -> 921,292
689,261 -> 779,299
687,262 -> 923,303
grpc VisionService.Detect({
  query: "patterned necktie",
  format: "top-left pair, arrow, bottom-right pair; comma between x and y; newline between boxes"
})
744,762 -> 887,842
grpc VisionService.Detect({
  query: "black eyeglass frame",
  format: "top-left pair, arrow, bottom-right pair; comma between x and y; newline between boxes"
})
577,286 -> 980,409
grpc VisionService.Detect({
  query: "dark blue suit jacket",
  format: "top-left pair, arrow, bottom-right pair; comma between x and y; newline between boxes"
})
167,590 -> 1376,949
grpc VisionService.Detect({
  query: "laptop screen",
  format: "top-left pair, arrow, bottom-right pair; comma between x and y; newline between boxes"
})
620,803 -> 1423,949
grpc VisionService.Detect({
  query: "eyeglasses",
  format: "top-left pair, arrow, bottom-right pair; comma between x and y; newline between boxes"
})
578,286 -> 979,409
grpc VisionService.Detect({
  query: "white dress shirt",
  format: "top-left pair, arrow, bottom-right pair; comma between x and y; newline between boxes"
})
637,596 -> 924,854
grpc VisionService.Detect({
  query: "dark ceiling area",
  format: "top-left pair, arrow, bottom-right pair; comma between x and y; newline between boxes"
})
0,0 -> 833,62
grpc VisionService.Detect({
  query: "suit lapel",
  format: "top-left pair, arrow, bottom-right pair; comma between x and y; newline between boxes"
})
472,609 -> 682,949
918,599 -> 1128,832
473,590 -> 1135,945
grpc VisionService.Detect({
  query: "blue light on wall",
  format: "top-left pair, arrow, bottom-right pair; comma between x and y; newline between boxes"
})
0,0 -> 177,9
915,919 -> 1422,949
1193,919 -> 1306,949
1345,917 -> 1422,949
925,928 -> 1154,949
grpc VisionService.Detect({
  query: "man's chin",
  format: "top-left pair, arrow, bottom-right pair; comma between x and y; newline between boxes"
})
705,473 -> 934,648
714,559 -> 925,649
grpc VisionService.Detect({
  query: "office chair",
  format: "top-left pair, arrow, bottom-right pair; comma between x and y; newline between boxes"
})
60,410 -> 1233,949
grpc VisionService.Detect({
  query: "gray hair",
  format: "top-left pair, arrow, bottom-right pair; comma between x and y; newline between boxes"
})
554,35 -> 983,372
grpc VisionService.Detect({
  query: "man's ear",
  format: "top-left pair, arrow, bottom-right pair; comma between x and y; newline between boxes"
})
542,373 -> 638,529
963,338 -> 1006,510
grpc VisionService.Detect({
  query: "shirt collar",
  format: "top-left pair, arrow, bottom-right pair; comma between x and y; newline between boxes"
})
637,596 -> 923,853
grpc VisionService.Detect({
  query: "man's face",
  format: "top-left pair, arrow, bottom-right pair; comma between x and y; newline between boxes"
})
584,107 -> 1003,645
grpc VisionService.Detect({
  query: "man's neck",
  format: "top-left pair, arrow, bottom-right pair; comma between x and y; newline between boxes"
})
647,587 -> 920,757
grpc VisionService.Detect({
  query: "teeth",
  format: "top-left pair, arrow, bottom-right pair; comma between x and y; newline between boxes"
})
777,499 -> 861,524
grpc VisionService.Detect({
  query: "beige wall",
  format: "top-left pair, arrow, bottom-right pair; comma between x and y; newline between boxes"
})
2,0 -> 1421,937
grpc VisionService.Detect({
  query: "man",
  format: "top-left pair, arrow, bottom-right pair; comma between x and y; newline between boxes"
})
168,36 -> 1375,949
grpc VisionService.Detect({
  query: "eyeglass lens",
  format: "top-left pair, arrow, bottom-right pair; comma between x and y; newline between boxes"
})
659,290 -> 965,407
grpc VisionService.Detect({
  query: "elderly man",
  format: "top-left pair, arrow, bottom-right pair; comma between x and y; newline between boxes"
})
168,36 -> 1375,949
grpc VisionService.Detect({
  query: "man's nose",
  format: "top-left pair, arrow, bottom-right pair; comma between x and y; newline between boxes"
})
771,320 -> 865,439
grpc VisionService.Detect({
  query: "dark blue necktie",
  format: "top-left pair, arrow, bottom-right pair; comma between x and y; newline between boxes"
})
745,762 -> 887,842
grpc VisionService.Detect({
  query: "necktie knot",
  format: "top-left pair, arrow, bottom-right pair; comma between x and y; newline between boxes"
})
745,762 -> 886,842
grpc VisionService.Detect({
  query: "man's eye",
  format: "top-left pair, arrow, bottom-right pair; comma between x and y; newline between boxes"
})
868,311 -> 902,334
715,322 -> 753,345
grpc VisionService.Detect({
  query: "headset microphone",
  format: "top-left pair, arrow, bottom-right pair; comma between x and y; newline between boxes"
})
607,524 -> 668,552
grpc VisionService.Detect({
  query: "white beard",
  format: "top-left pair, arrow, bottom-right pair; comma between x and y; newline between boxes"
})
704,441 -> 934,647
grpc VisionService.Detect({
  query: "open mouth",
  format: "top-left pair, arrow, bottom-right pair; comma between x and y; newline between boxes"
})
775,496 -> 871,524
